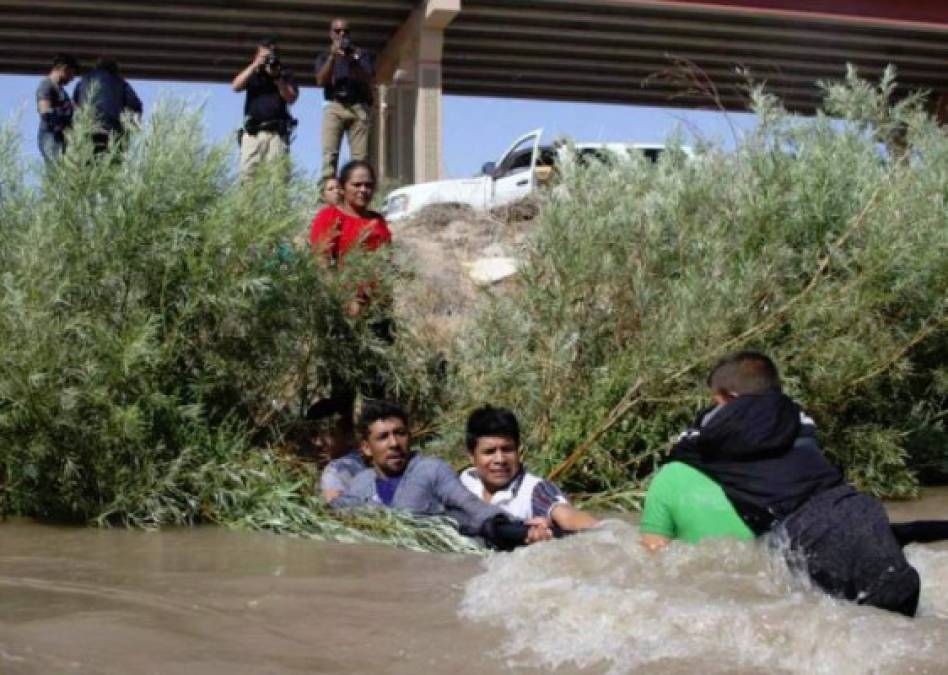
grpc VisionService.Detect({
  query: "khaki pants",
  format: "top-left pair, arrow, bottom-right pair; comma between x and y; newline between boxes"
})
321,101 -> 370,183
240,130 -> 288,179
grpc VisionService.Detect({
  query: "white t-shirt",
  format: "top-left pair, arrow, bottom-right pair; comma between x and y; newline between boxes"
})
460,468 -> 568,520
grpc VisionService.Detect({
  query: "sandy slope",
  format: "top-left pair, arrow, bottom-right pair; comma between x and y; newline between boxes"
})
390,203 -> 536,349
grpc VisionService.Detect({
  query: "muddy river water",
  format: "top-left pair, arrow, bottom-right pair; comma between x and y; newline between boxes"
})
2,492 -> 947,674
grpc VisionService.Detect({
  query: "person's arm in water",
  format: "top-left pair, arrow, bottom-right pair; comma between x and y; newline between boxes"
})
430,460 -> 551,545
641,533 -> 671,552
530,479 -> 599,534
639,467 -> 676,552
550,503 -> 600,532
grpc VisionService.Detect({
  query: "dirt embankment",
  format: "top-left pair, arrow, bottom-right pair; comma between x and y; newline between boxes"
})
390,201 -> 538,350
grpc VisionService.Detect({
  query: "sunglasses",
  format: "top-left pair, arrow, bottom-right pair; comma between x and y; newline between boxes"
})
333,28 -> 350,34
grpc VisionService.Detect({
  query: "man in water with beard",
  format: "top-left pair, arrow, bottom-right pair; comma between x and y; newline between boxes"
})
332,399 -> 554,550
640,351 -> 922,617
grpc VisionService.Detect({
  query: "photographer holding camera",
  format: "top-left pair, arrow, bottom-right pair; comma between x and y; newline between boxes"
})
232,36 -> 299,179
315,18 -> 375,184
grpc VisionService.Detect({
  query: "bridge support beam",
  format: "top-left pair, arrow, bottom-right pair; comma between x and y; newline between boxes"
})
374,0 -> 460,186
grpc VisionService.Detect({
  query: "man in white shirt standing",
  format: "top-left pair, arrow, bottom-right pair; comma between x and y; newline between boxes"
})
461,405 -> 600,534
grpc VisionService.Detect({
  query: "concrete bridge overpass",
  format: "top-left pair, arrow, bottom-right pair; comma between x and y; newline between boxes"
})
2,0 -> 947,183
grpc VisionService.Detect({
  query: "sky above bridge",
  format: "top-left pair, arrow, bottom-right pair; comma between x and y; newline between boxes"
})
1,73 -> 755,180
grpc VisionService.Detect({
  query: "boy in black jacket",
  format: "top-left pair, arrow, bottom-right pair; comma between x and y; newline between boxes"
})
670,351 -> 920,616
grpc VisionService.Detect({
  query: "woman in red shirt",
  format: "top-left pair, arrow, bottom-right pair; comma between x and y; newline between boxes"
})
310,160 -> 391,266
309,160 -> 393,419
310,160 -> 392,319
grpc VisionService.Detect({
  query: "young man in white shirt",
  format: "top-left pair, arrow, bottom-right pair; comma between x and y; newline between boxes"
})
461,405 -> 600,534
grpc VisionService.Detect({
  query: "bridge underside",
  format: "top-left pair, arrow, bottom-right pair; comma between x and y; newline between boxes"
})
3,0 -> 947,181
445,0 -> 948,112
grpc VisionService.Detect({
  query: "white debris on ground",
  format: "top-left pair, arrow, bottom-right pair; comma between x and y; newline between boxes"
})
464,256 -> 519,286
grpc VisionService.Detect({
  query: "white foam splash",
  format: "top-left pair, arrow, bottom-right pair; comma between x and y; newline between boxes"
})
460,521 -> 948,674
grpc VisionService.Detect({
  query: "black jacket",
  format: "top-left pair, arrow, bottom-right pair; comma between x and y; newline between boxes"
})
74,68 -> 142,133
668,391 -> 844,535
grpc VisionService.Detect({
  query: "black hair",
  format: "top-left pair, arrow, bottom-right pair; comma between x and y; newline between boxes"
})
305,397 -> 354,434
95,58 -> 119,75
259,34 -> 279,49
356,399 -> 408,438
52,53 -> 79,70
465,405 -> 520,451
707,350 -> 782,395
338,159 -> 376,187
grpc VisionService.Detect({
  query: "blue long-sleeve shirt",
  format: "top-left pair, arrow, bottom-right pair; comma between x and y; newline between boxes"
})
333,453 -> 509,536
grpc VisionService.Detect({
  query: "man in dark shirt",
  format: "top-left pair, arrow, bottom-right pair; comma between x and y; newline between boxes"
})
232,36 -> 300,180
315,18 -> 374,184
36,53 -> 79,163
73,58 -> 142,156
667,351 -> 921,616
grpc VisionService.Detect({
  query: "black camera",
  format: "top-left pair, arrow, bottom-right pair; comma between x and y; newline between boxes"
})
341,35 -> 354,55
265,53 -> 281,69
258,52 -> 282,77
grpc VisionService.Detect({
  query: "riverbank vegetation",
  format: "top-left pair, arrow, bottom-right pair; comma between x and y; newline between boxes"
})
1,68 -> 945,551
438,67 -> 948,508
0,103 -> 471,552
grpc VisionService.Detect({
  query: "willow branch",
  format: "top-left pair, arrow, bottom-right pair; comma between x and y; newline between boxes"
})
547,378 -> 643,482
850,312 -> 948,388
547,155 -> 909,482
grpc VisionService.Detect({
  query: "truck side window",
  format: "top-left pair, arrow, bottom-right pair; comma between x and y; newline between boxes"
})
496,148 -> 534,178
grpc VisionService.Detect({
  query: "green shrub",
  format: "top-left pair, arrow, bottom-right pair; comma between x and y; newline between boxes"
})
0,101 -> 471,551
445,67 -> 947,500
1,68 -> 945,555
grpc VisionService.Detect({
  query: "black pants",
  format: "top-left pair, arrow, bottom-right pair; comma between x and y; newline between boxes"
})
780,485 -> 920,617
891,520 -> 948,547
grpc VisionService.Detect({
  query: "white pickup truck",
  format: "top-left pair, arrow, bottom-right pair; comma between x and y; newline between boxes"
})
382,128 -> 688,222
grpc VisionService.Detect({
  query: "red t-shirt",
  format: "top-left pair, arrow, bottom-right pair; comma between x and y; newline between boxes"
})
309,205 -> 392,261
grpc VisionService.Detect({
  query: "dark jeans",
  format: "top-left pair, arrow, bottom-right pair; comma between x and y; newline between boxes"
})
780,484 -> 920,617
38,129 -> 63,163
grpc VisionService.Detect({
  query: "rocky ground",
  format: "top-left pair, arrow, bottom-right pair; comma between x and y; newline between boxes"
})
390,201 -> 538,351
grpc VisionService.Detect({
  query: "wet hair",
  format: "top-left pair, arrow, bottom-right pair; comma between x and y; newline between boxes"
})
465,405 -> 520,451
356,399 -> 408,438
707,350 -> 782,395
338,160 -> 376,187
52,53 -> 79,70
